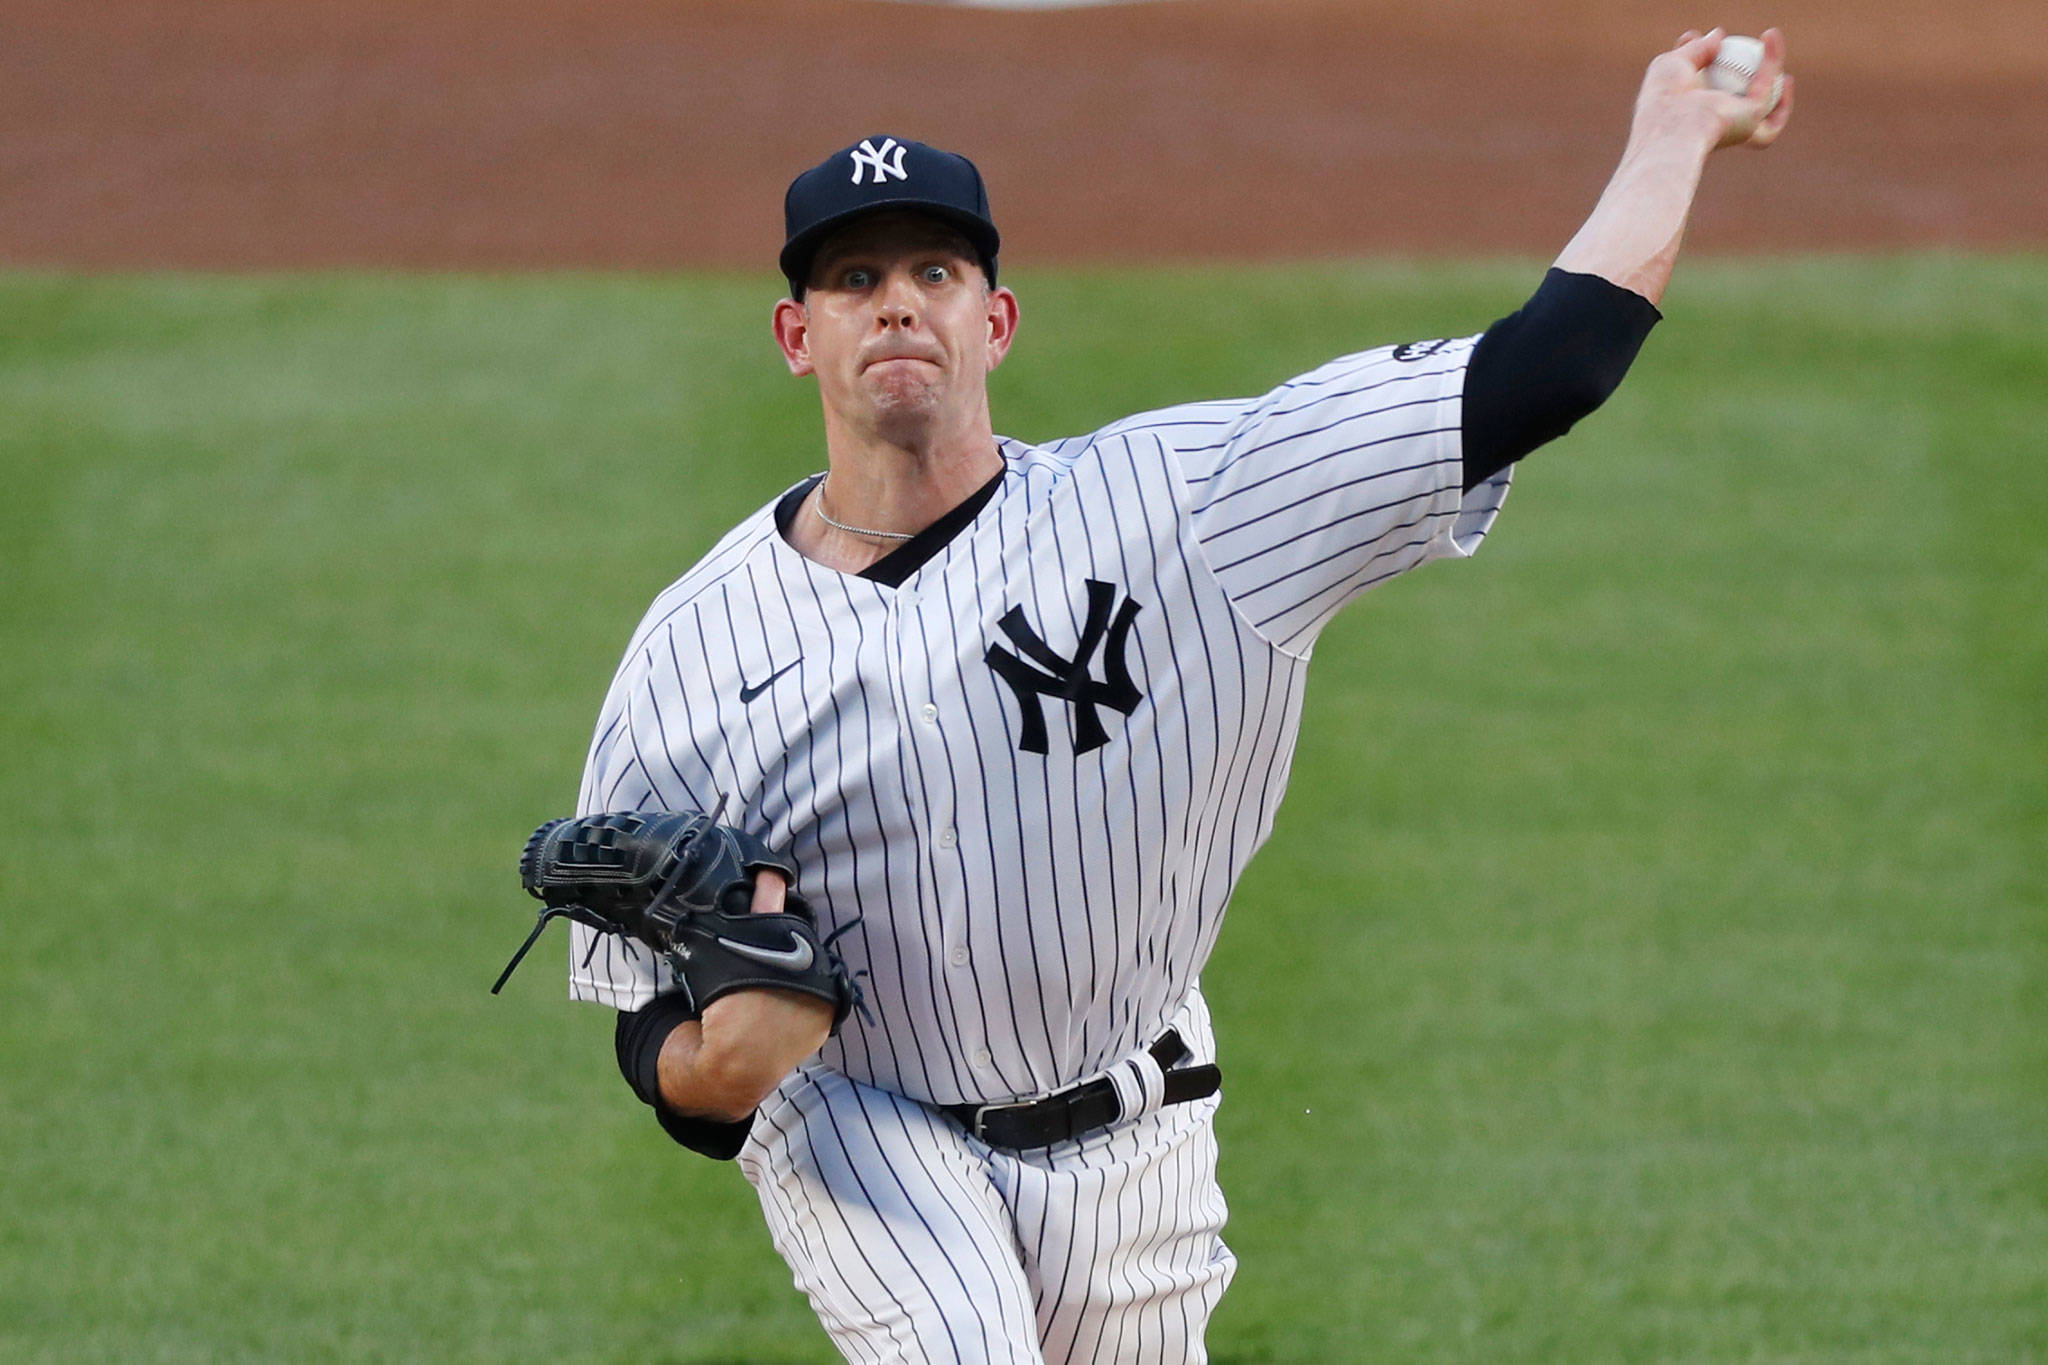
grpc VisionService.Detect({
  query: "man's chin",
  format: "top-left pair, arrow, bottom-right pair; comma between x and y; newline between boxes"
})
864,376 -> 943,431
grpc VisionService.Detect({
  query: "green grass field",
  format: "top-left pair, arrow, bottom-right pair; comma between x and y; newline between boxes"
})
2,257 -> 2042,1363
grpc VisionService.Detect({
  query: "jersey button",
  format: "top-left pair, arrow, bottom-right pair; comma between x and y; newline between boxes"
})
949,946 -> 970,967
920,703 -> 938,724
972,1048 -> 993,1069
937,826 -> 957,849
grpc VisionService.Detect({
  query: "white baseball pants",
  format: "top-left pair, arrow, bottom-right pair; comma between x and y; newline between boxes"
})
738,1030 -> 1234,1362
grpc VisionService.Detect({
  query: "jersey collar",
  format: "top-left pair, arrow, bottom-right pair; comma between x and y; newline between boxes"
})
772,461 -> 1008,588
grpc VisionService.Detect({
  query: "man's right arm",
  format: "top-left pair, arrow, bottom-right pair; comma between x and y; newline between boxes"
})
653,872 -> 833,1121
655,984 -> 832,1121
577,636 -> 832,1152
611,870 -> 834,1157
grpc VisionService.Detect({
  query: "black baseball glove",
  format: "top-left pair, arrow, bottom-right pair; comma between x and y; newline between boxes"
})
491,808 -> 858,1030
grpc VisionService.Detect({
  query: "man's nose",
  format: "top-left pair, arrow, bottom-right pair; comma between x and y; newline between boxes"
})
872,275 -> 919,329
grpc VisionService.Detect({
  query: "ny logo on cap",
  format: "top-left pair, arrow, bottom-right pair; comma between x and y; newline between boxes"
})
849,137 -> 909,186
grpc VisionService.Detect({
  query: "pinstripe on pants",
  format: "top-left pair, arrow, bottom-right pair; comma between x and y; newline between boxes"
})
742,996 -> 1232,1364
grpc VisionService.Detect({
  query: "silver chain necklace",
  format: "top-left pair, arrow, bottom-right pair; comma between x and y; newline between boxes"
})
812,475 -> 918,542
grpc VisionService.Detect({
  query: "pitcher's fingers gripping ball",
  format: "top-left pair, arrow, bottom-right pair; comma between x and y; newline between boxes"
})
1705,33 -> 1784,115
495,809 -> 859,1026
1670,27 -> 1795,149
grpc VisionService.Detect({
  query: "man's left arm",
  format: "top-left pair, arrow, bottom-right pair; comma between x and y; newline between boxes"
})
1177,30 -> 1792,651
1554,29 -> 1794,306
1464,29 -> 1793,489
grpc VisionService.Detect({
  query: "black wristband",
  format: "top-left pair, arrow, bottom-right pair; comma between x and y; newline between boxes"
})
1462,268 -> 1661,490
613,995 -> 755,1161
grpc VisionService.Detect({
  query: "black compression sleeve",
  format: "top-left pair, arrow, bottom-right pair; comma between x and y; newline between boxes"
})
651,1103 -> 753,1161
614,995 -> 755,1161
1461,268 -> 1662,491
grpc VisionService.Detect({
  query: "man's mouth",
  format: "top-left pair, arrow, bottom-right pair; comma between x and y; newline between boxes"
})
863,351 -> 941,372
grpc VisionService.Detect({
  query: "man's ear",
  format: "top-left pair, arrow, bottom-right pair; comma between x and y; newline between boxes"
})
984,287 -> 1021,372
772,298 -> 814,377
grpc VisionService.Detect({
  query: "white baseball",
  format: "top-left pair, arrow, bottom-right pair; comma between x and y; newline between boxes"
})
1706,34 -> 1784,114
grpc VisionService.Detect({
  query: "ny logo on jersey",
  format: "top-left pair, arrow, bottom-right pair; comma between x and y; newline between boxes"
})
849,137 -> 909,186
985,580 -> 1144,755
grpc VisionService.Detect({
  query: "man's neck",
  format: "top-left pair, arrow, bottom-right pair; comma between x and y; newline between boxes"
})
784,420 -> 1004,574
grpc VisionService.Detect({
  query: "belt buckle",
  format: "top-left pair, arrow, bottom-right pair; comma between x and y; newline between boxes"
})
966,1096 -> 1037,1144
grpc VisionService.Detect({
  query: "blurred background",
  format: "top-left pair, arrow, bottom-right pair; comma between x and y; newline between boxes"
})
3,2 -> 2043,1362
7,0 -> 2045,268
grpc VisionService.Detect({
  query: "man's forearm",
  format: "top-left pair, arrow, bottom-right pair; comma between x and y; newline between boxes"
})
607,868 -> 834,1158
1553,112 -> 1718,307
1554,29 -> 1793,307
660,988 -> 834,1122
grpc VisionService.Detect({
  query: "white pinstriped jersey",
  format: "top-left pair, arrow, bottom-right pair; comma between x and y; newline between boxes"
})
570,335 -> 1510,1107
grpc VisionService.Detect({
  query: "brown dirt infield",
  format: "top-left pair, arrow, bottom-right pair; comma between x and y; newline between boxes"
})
4,0 -> 2043,271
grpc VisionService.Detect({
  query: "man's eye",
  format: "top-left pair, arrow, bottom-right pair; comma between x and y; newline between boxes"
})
922,265 -> 950,284
844,268 -> 874,289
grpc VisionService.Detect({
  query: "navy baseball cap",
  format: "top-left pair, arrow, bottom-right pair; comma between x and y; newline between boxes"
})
780,135 -> 1000,295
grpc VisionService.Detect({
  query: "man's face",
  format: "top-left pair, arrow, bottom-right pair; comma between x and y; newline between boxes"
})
773,213 -> 1019,447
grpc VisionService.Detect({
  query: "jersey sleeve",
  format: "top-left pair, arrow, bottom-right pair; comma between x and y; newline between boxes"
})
1144,337 -> 1510,654
560,514 -> 779,1010
565,643 -> 672,1010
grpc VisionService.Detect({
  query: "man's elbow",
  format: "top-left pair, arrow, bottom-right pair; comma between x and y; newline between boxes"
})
1566,342 -> 1638,418
1531,368 -> 1624,448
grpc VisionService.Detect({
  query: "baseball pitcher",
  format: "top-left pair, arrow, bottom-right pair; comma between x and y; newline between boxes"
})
500,30 -> 1792,1363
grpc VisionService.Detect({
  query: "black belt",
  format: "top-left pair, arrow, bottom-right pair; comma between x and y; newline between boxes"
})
941,1030 -> 1222,1150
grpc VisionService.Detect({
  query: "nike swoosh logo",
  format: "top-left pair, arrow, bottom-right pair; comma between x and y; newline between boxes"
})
714,934 -> 815,972
738,659 -> 800,704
